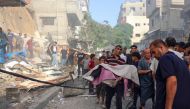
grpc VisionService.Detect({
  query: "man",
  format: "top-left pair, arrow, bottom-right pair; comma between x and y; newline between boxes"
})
0,27 -> 7,41
126,45 -> 138,96
138,48 -> 154,109
47,41 -> 54,63
61,47 -> 67,66
150,39 -> 190,109
0,27 -> 8,53
7,29 -> 14,53
126,45 -> 138,64
0,35 -> 7,68
27,37 -> 34,58
16,33 -> 24,51
77,49 -> 85,77
82,54 -> 90,75
105,45 -> 125,109
129,51 -> 141,109
22,34 -> 29,49
165,37 -> 183,60
51,42 -> 58,67
88,53 -> 96,94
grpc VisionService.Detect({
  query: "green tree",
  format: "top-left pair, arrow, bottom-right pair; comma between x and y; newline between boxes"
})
79,14 -> 113,51
112,24 -> 133,48
79,14 -> 133,51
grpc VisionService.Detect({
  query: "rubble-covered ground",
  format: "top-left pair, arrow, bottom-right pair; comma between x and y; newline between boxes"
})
0,57 -> 76,109
45,78 -> 153,109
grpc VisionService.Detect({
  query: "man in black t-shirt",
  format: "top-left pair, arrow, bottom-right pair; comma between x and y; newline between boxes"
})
77,49 -> 85,76
150,39 -> 190,109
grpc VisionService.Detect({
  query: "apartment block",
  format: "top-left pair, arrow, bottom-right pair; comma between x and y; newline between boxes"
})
117,1 -> 149,45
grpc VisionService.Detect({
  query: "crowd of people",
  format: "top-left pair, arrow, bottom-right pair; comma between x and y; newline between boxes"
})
1,25 -> 190,109
77,36 -> 190,109
0,27 -> 34,66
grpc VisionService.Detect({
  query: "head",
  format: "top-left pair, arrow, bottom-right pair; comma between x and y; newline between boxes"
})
99,56 -> 106,64
90,54 -> 95,60
130,45 -> 138,53
184,42 -> 190,56
165,36 -> 176,49
24,34 -> 27,38
7,29 -> 11,33
131,52 -> 141,62
113,45 -> 122,56
178,42 -> 185,53
150,39 -> 168,60
85,54 -> 89,59
143,48 -> 151,60
54,41 -> 57,45
19,33 -> 22,36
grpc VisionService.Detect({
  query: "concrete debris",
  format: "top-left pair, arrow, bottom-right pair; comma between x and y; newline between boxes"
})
0,59 -> 75,97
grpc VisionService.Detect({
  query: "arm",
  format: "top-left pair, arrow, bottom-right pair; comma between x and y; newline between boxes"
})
165,76 -> 177,109
138,60 -> 151,74
138,69 -> 151,74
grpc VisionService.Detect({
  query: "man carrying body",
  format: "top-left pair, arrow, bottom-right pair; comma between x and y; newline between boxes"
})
105,45 -> 125,109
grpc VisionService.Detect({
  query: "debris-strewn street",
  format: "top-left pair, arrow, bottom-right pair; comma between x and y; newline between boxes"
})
45,78 -> 153,109
1,0 -> 190,109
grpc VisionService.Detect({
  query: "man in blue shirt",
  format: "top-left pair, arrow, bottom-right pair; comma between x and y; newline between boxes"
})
150,39 -> 190,109
138,48 -> 154,109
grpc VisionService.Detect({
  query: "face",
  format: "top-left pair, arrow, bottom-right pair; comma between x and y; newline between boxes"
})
175,45 -> 179,52
99,58 -> 105,64
144,49 -> 151,59
114,47 -> 122,56
150,45 -> 162,60
131,47 -> 137,53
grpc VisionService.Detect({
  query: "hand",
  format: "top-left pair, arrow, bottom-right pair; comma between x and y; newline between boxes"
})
113,77 -> 122,87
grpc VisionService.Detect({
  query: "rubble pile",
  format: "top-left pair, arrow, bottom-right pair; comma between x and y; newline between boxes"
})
0,58 -> 76,96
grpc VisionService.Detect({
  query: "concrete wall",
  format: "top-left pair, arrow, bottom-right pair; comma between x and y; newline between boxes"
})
0,7 -> 37,35
31,0 -> 84,45
184,0 -> 190,37
122,2 -> 146,16
149,9 -> 160,31
168,9 -> 184,30
146,0 -> 161,18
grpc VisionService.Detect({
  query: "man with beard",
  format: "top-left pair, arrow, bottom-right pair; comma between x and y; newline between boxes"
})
150,39 -> 190,109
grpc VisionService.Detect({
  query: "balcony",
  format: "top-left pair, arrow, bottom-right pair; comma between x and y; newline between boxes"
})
171,0 -> 184,8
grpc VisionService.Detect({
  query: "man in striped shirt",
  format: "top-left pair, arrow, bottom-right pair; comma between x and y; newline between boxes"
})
105,45 -> 125,109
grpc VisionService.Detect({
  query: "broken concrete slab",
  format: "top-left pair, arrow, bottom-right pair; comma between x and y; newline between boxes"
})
28,87 -> 60,109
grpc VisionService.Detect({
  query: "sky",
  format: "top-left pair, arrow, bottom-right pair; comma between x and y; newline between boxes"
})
89,0 -> 125,27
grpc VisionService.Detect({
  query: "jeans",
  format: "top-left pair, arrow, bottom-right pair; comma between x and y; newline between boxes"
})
52,53 -> 58,67
78,64 -> 83,76
61,58 -> 67,65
